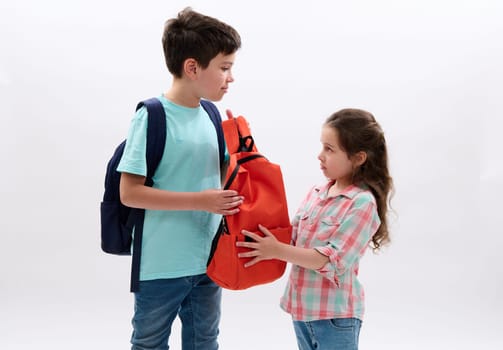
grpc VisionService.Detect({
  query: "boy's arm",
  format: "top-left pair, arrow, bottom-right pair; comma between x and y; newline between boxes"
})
120,172 -> 243,215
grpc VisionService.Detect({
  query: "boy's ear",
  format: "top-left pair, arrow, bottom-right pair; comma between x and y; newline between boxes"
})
183,58 -> 198,79
353,151 -> 367,167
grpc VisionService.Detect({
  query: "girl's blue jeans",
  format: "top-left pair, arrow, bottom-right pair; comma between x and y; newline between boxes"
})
130,274 -> 221,350
293,318 -> 362,350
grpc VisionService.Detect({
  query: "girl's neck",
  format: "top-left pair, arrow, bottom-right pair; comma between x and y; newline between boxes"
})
328,179 -> 353,197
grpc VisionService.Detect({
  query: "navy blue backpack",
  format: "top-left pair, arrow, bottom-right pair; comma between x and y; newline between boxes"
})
100,97 -> 225,292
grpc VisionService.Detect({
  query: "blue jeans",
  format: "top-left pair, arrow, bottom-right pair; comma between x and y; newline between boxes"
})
293,318 -> 362,350
131,274 -> 221,350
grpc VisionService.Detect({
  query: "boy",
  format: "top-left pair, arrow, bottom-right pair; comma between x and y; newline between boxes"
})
117,8 -> 243,350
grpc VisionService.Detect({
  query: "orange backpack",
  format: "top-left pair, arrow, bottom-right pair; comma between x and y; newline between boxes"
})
206,115 -> 292,290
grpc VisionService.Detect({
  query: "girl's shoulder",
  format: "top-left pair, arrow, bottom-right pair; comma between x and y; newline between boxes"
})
351,185 -> 377,208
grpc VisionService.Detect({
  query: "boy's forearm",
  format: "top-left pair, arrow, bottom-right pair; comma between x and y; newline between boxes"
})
121,183 -> 202,211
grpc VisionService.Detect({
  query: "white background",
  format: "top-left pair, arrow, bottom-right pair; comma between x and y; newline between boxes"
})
1,0 -> 502,349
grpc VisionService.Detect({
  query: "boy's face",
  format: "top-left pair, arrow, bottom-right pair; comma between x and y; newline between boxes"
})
196,52 -> 236,102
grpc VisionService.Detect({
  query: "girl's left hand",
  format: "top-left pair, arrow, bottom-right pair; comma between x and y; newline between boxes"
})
236,224 -> 279,267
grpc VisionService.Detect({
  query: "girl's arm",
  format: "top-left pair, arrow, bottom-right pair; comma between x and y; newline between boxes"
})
237,194 -> 380,280
315,197 -> 380,278
237,225 -> 329,269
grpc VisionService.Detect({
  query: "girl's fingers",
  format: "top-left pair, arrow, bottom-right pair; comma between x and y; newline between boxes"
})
236,241 -> 256,249
241,230 -> 261,241
258,224 -> 273,236
244,257 -> 260,268
237,250 -> 258,258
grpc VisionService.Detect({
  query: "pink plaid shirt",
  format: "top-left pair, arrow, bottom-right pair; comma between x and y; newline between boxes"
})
280,181 -> 380,321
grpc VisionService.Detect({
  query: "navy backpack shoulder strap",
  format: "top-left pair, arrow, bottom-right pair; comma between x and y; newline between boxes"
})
201,99 -> 225,167
137,97 -> 167,183
130,97 -> 166,292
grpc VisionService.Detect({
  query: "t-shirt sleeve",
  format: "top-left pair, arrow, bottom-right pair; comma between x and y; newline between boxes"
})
116,107 -> 149,176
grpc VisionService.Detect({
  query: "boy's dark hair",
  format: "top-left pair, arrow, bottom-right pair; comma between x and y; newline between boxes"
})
325,109 -> 394,251
162,7 -> 241,78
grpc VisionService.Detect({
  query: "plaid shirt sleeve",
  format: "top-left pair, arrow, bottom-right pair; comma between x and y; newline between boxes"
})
314,193 -> 381,285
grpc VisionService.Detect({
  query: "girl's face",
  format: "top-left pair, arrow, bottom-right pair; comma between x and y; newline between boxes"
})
196,52 -> 236,102
318,125 -> 355,186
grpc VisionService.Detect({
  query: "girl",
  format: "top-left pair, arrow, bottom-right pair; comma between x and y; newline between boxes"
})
236,108 -> 393,350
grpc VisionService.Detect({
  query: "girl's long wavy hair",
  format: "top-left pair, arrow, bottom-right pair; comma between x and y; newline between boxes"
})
325,109 -> 394,250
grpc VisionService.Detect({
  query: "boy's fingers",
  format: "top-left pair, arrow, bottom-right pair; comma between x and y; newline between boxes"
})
222,191 -> 244,203
225,199 -> 241,208
225,109 -> 235,120
222,208 -> 239,215
232,197 -> 244,205
222,190 -> 238,196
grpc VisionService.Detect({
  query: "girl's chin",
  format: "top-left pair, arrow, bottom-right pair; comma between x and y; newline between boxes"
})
321,170 -> 335,181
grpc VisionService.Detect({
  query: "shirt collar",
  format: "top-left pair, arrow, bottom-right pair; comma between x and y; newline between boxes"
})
315,181 -> 367,200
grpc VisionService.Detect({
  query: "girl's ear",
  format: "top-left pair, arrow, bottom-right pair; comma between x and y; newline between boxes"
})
353,151 -> 367,167
183,58 -> 198,79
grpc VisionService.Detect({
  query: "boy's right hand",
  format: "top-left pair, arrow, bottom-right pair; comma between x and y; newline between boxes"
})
225,109 -> 235,120
199,189 -> 244,215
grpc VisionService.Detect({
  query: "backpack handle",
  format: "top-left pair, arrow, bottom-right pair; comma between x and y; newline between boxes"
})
223,116 -> 258,153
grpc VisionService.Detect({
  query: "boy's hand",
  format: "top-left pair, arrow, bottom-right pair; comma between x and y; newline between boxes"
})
200,189 -> 243,215
226,109 -> 250,129
236,224 -> 279,267
225,109 -> 235,120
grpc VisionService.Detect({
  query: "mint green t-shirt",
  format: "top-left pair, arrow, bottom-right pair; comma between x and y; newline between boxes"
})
117,95 -> 222,281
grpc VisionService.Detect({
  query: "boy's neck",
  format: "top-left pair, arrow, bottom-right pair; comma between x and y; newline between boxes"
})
164,80 -> 200,108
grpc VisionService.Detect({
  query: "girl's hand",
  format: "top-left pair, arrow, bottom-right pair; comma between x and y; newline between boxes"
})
236,224 -> 280,267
